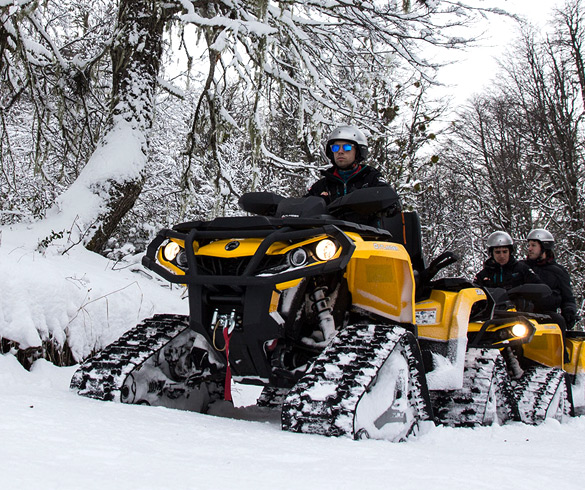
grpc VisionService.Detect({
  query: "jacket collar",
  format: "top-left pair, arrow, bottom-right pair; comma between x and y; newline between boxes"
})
322,164 -> 366,181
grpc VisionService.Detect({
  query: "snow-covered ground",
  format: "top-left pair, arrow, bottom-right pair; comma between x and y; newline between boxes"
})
1,1 -> 581,487
3,354 -> 585,489
2,225 -> 585,490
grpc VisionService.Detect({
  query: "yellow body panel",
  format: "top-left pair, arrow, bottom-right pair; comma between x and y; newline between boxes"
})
416,288 -> 486,343
275,279 -> 303,291
172,231 -> 416,324
197,238 -> 269,256
196,236 -> 339,258
345,238 -> 415,324
194,237 -> 341,283
521,321 -> 564,369
564,337 -> 585,375
156,231 -> 443,328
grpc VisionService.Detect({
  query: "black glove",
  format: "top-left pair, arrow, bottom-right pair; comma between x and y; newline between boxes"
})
564,310 -> 576,330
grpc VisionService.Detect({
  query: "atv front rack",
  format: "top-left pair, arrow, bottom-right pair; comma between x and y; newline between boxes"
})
142,222 -> 356,287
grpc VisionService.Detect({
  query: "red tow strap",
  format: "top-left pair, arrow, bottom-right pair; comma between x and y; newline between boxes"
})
223,326 -> 233,401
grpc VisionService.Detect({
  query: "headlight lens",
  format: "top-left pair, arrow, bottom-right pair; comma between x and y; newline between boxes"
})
176,250 -> 188,268
162,241 -> 181,262
511,323 -> 530,337
315,239 -> 337,261
289,247 -> 308,267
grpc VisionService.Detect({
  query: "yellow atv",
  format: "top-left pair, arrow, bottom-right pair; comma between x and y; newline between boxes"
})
415,278 -> 585,425
71,187 -> 435,441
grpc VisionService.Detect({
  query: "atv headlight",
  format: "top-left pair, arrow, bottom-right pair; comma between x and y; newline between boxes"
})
175,250 -> 188,268
511,323 -> 530,338
315,239 -> 337,261
162,241 -> 181,262
289,247 -> 308,267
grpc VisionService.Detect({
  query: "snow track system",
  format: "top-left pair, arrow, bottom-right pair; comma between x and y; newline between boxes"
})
71,314 -> 225,412
431,349 -> 519,427
515,366 -> 573,424
72,318 -> 434,442
282,324 -> 434,442
430,349 -> 574,427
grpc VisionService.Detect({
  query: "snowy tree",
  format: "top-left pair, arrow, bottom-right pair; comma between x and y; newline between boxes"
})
431,0 -> 585,306
0,0 -> 113,224
2,0 -> 488,254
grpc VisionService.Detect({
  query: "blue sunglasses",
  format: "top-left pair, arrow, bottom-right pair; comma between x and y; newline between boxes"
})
330,143 -> 354,153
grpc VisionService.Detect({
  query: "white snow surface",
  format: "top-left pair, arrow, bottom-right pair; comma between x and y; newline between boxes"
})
1,232 -> 585,489
0,227 -> 187,358
2,353 -> 585,489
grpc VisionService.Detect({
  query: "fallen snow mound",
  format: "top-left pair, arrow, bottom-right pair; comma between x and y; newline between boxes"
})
0,229 -> 186,363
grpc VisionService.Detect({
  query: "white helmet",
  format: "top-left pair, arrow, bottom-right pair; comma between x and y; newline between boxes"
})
527,229 -> 554,250
486,231 -> 514,256
325,125 -> 369,164
486,231 -> 514,248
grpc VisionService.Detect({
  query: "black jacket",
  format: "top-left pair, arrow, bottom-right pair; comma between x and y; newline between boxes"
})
306,164 -> 391,205
522,257 -> 577,323
474,256 -> 542,290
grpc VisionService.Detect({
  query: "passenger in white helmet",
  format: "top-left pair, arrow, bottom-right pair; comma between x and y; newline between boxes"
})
474,231 -> 541,290
522,229 -> 577,330
306,125 -> 399,208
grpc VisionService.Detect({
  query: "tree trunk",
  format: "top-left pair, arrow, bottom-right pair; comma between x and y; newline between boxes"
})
85,0 -> 175,252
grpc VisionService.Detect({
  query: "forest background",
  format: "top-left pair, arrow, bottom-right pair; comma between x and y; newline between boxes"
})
1,0 -> 584,361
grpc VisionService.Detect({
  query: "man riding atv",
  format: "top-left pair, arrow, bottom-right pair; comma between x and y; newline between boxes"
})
306,125 -> 399,213
474,231 -> 541,290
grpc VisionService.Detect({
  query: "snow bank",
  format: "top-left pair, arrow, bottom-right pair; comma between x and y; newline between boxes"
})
0,229 -> 187,362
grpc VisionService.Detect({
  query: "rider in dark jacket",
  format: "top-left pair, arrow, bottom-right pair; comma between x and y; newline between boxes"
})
474,231 -> 541,290
307,164 -> 389,204
306,125 -> 398,207
522,229 -> 577,329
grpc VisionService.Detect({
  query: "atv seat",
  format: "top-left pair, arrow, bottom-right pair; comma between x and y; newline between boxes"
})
381,211 -> 426,274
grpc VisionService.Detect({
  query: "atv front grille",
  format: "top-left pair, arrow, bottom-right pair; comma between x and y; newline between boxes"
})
196,256 -> 251,276
195,255 -> 285,276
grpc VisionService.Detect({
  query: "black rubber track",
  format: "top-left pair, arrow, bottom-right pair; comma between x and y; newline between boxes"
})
515,366 -> 573,424
70,314 -> 191,402
430,348 -> 519,427
281,324 -> 433,440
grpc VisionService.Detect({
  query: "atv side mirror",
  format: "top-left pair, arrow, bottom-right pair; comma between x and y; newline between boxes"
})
239,192 -> 285,216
